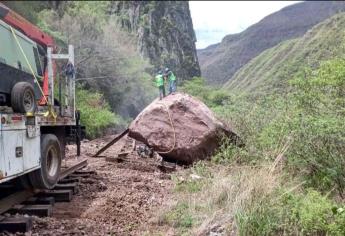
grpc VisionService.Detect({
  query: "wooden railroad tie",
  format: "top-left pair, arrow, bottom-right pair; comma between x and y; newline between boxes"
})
23,196 -> 55,206
0,216 -> 33,233
37,189 -> 73,202
0,161 -> 93,233
58,177 -> 80,184
8,204 -> 53,217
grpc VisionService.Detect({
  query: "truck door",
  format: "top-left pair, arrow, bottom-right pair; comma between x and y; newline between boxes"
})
23,122 -> 40,170
0,114 -> 25,180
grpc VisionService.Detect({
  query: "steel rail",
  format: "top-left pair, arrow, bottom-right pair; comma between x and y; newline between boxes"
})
93,129 -> 129,157
0,190 -> 35,214
0,159 -> 87,215
59,159 -> 88,180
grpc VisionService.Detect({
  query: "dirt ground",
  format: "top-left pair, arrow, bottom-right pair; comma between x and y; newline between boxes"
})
26,135 -> 177,236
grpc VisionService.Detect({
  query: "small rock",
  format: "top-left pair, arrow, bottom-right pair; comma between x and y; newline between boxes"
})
190,174 -> 202,180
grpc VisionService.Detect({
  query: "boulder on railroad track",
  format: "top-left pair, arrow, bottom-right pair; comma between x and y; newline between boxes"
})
128,92 -> 241,164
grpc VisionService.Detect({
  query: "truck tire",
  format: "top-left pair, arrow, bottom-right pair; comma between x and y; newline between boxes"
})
11,82 -> 36,113
29,134 -> 62,189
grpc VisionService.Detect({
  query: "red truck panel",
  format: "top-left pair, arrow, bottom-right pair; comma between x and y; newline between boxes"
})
0,3 -> 54,48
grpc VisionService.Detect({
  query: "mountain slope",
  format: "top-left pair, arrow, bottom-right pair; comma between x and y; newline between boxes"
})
224,13 -> 345,94
198,1 -> 345,86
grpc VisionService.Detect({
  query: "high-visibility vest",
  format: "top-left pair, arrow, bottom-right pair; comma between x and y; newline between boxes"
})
168,71 -> 176,81
155,74 -> 164,87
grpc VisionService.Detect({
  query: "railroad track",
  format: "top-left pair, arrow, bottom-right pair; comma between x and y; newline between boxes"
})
102,135 -> 177,173
0,159 -> 92,233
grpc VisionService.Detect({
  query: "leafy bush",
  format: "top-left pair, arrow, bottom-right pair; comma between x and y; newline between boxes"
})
37,2 -> 155,121
76,87 -> 123,139
2,1 -> 49,24
287,59 -> 345,194
179,60 -> 345,235
236,189 -> 345,236
213,59 -> 345,195
180,77 -> 212,101
180,77 -> 231,108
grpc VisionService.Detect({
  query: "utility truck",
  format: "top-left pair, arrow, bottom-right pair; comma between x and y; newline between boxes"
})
0,3 -> 84,189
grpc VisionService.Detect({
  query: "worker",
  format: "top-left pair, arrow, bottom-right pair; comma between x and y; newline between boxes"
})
154,70 -> 165,100
65,61 -> 75,79
164,67 -> 177,94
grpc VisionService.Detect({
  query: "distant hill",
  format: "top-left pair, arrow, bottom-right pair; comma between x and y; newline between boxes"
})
198,1 -> 345,86
224,13 -> 345,94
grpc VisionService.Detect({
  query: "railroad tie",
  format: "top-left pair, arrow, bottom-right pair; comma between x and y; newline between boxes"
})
0,216 -> 33,233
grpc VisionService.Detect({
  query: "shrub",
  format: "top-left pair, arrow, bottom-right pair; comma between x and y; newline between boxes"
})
236,189 -> 345,236
76,87 -> 123,139
180,77 -> 212,101
287,59 -> 345,194
37,2 -> 155,121
180,77 -> 231,108
214,59 -> 345,195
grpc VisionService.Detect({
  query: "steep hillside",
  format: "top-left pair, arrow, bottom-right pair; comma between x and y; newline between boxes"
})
224,13 -> 345,94
198,1 -> 345,86
110,1 -> 200,80
3,1 -> 200,81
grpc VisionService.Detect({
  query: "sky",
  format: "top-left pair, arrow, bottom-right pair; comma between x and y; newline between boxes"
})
189,1 -> 301,49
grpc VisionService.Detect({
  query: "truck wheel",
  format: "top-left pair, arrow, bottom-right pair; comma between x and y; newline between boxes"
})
11,82 -> 36,113
29,134 -> 62,189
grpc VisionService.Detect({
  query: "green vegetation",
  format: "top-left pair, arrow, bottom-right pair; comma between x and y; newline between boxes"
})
222,59 -> 343,235
1,1 -> 50,24
237,189 -> 345,236
4,1 -> 157,138
225,13 -> 345,95
76,87 -> 123,139
181,77 -> 231,108
161,202 -> 194,231
4,2 -> 345,234
162,15 -> 345,234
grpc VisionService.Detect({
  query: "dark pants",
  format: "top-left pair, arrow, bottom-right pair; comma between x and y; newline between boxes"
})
169,80 -> 177,94
159,85 -> 165,99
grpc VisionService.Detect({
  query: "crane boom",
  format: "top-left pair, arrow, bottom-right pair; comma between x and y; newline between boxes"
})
0,2 -> 54,48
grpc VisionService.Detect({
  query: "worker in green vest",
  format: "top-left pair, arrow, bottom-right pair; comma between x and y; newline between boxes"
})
154,70 -> 165,100
164,67 -> 177,95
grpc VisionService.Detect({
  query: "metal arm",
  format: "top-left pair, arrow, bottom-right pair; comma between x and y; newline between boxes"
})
47,45 -> 75,119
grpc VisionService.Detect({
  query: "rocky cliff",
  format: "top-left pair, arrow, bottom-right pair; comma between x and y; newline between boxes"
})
198,1 -> 345,86
110,1 -> 201,80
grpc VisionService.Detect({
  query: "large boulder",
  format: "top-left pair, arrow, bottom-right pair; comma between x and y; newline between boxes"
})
128,92 -> 239,164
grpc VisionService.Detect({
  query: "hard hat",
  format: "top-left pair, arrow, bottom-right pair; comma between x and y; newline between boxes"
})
158,70 -> 162,74
165,67 -> 169,72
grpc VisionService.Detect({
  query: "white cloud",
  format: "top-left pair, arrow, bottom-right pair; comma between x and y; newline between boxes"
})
190,1 -> 301,49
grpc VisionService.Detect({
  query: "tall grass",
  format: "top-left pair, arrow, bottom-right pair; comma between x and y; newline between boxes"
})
156,59 -> 345,235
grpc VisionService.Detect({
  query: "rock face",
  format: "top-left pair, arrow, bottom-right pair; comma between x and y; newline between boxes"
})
198,1 -> 345,86
128,93 -> 238,163
110,1 -> 201,81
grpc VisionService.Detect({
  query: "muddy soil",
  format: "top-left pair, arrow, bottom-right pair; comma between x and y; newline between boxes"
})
9,135 -> 176,236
